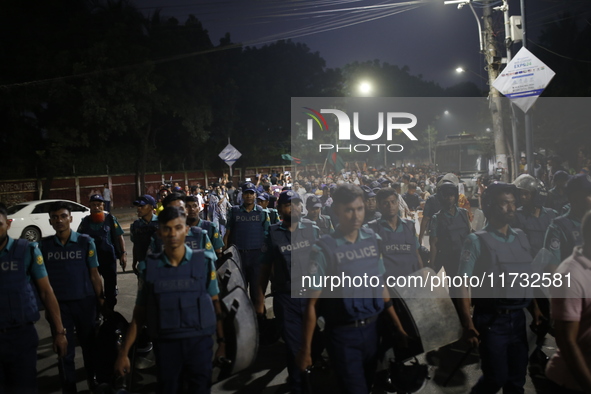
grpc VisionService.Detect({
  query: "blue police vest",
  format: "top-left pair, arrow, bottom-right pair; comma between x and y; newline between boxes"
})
474,229 -> 533,308
316,228 -> 384,324
185,227 -> 205,251
41,234 -> 94,301
0,239 -> 40,328
514,208 -> 556,258
198,220 -> 213,241
79,215 -> 117,260
131,219 -> 159,262
553,215 -> 582,260
268,220 -> 316,294
145,250 -> 216,340
231,206 -> 265,250
436,209 -> 471,256
368,219 -> 418,278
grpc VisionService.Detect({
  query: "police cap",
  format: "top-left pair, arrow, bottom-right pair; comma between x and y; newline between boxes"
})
242,182 -> 257,193
134,194 -> 156,207
89,194 -> 104,203
278,190 -> 302,205
306,195 -> 323,209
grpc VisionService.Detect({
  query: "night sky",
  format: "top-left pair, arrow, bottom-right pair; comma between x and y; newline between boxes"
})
135,0 -> 590,88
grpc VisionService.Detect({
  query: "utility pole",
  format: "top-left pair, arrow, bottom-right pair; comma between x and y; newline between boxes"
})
483,1 -> 509,182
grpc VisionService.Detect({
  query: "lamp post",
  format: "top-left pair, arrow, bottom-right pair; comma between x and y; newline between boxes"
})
445,0 -> 509,182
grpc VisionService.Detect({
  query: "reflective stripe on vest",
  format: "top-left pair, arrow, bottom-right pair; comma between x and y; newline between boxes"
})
0,239 -> 40,328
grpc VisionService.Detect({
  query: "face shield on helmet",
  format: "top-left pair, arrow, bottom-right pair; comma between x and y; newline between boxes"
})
512,174 -> 548,207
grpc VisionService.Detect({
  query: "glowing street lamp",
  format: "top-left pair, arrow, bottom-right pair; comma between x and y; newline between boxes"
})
358,81 -> 372,95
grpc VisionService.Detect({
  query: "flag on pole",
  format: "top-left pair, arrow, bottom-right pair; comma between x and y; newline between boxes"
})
326,150 -> 345,172
281,154 -> 303,164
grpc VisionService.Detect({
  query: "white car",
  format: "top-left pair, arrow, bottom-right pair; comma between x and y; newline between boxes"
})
7,200 -> 90,242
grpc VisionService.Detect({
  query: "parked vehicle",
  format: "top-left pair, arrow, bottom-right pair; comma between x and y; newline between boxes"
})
7,200 -> 90,242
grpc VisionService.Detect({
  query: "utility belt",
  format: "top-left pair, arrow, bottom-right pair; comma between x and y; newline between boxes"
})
329,314 -> 378,329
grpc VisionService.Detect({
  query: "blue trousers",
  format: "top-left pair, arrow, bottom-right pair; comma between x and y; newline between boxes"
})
325,319 -> 379,394
153,335 -> 213,394
273,294 -> 308,393
471,309 -> 529,394
97,253 -> 118,309
238,249 -> 261,304
0,324 -> 38,394
53,296 -> 97,391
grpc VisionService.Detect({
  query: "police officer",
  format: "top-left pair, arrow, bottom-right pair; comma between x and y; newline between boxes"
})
114,207 -> 225,393
40,201 -> 105,393
366,187 -> 423,279
223,182 -> 270,303
304,195 -> 334,236
186,195 -> 224,258
150,193 -> 217,264
0,203 -> 67,393
257,192 -> 279,225
296,184 -> 408,394
361,185 -> 381,224
257,190 -> 320,393
544,174 -> 591,268
78,194 -> 126,311
418,175 -> 452,246
456,182 -> 541,393
546,170 -> 570,213
130,195 -> 159,275
511,174 -> 558,258
429,182 -> 471,276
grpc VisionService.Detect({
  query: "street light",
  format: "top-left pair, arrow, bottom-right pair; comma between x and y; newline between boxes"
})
358,81 -> 372,96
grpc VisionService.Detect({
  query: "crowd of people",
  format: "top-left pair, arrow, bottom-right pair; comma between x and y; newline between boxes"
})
1,156 -> 591,393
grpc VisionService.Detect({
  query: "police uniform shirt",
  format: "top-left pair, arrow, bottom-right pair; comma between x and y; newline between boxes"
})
429,208 -> 468,238
259,221 -> 321,266
458,224 -> 519,276
0,237 -> 48,281
308,228 -> 386,291
135,245 -> 219,306
226,204 -> 270,237
130,213 -> 158,243
544,214 -> 582,267
78,214 -> 125,245
149,228 -> 217,264
197,219 -> 224,251
422,194 -> 441,218
41,231 -> 99,269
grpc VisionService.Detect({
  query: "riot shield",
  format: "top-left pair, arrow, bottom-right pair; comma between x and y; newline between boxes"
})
216,255 -> 245,297
387,268 -> 463,359
218,286 -> 259,378
220,245 -> 242,271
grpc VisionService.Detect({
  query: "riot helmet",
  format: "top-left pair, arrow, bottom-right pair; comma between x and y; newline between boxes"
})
436,182 -> 459,206
481,182 -> 518,219
512,174 -> 548,207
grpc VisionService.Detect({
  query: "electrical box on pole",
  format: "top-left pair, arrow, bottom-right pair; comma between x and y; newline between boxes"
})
510,16 -> 523,43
